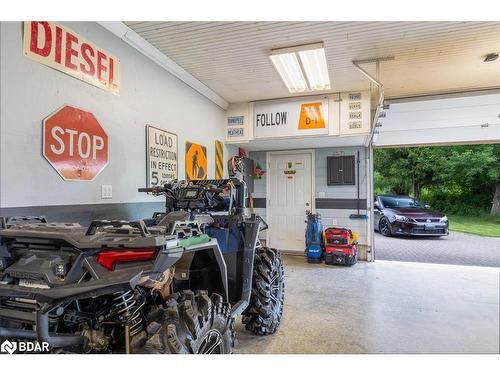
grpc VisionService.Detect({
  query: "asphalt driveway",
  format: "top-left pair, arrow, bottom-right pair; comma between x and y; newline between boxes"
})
375,231 -> 500,267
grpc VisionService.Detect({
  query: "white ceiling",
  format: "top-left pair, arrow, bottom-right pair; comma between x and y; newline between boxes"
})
125,21 -> 500,104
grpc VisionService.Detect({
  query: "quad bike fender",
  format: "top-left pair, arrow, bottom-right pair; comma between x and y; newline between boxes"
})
229,215 -> 261,317
173,239 -> 229,302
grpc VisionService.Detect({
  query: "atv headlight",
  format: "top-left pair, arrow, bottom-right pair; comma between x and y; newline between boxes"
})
394,214 -> 411,222
440,216 -> 448,223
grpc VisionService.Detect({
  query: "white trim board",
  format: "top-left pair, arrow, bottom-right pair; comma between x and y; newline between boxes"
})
98,22 -> 229,110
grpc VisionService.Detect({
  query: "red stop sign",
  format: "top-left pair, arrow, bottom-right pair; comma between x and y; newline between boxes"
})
43,105 -> 108,181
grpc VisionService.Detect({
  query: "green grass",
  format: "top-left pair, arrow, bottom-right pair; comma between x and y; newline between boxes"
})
448,215 -> 500,237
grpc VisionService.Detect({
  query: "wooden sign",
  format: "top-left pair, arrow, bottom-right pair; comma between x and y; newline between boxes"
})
23,22 -> 121,94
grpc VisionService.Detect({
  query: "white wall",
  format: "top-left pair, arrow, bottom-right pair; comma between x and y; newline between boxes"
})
314,147 -> 369,247
314,147 -> 367,200
249,146 -> 369,248
0,22 -> 227,208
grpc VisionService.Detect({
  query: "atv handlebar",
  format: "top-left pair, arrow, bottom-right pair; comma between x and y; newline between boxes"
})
138,186 -> 170,195
138,179 -> 247,214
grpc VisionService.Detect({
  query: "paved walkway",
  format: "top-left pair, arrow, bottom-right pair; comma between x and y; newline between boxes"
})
375,231 -> 500,267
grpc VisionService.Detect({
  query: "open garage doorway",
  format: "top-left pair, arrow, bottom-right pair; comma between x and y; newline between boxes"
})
371,93 -> 500,267
373,144 -> 500,267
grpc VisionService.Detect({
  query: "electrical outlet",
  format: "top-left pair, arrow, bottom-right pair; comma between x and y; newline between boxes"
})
101,185 -> 112,199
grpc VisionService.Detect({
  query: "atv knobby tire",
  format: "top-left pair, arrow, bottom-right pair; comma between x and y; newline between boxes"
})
242,246 -> 285,335
161,290 -> 234,354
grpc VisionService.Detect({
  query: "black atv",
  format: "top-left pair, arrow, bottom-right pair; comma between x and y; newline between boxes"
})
0,178 -> 285,354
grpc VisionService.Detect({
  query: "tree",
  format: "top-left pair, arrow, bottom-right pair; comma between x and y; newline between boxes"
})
436,145 -> 500,215
491,182 -> 500,215
374,147 -> 441,199
374,144 -> 500,215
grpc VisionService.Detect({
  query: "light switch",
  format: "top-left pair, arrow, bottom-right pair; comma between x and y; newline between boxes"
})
318,191 -> 326,198
101,185 -> 112,199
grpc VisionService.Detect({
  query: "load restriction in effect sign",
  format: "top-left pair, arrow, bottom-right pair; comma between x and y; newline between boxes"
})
146,125 -> 178,187
23,22 -> 121,94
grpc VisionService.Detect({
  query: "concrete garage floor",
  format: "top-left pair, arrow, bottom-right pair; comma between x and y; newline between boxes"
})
234,255 -> 500,354
375,232 -> 500,267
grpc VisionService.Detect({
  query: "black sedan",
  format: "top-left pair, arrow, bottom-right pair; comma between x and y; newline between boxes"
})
374,195 -> 449,237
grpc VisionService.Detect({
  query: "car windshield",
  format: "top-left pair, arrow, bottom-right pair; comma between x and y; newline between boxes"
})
379,196 -> 424,208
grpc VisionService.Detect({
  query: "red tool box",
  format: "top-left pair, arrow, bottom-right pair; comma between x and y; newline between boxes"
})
323,227 -> 358,266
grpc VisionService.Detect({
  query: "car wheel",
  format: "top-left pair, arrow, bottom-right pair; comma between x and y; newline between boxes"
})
379,217 -> 393,237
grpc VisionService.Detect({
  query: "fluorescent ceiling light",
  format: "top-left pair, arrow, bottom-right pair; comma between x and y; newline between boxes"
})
270,43 -> 331,93
269,53 -> 308,93
298,48 -> 330,91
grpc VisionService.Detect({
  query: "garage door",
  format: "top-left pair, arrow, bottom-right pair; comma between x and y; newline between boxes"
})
374,92 -> 500,147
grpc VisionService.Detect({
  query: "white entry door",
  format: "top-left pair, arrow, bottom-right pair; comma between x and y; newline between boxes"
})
267,152 -> 313,252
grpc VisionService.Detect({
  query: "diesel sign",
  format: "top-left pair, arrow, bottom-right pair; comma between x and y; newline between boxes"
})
23,22 -> 121,94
